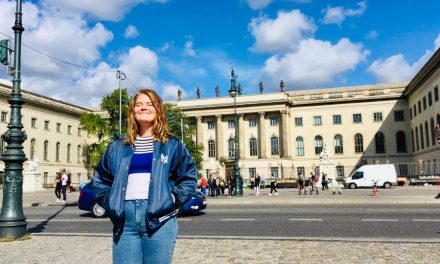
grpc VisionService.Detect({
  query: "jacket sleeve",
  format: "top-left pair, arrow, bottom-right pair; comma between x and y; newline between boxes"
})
92,145 -> 114,208
171,140 -> 197,205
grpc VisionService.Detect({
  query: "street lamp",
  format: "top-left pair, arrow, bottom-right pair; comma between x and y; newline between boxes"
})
228,67 -> 242,196
116,70 -> 126,138
0,0 -> 27,239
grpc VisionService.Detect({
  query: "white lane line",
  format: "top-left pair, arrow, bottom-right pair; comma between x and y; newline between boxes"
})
289,219 -> 323,221
178,219 -> 192,221
412,219 -> 440,222
27,219 -> 109,222
362,219 -> 398,222
221,219 -> 255,221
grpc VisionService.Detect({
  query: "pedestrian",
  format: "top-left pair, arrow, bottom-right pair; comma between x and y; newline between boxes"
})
227,177 -> 234,196
254,173 -> 261,195
93,88 -> 197,264
61,169 -> 68,202
321,173 -> 326,190
269,173 -> 278,196
200,175 -> 207,195
54,172 -> 62,202
309,172 -> 315,194
324,173 -> 329,190
67,172 -> 72,193
219,177 -> 226,196
298,173 -> 305,195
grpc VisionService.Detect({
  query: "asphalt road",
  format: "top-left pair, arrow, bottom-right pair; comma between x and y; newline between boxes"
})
24,203 -> 440,241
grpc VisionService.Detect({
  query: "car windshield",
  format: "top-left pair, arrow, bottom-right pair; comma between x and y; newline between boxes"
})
352,171 -> 364,179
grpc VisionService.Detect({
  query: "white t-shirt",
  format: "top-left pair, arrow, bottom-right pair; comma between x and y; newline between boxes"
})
61,174 -> 68,186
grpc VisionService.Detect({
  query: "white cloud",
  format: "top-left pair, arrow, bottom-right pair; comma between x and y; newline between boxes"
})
261,38 -> 369,89
245,0 -> 273,10
322,1 -> 367,25
183,39 -> 197,57
249,9 -> 316,53
42,0 -> 168,22
124,25 -> 139,39
366,30 -> 378,40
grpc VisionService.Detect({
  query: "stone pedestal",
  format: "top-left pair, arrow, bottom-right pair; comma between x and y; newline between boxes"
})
23,171 -> 45,193
319,161 -> 336,181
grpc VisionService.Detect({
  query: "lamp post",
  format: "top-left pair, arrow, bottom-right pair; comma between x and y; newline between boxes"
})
116,70 -> 126,138
228,67 -> 242,196
0,0 -> 28,239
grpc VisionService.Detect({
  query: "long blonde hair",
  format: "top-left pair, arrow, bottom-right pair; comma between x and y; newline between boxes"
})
124,89 -> 169,145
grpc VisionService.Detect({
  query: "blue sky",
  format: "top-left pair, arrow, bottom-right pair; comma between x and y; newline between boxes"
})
0,0 -> 439,107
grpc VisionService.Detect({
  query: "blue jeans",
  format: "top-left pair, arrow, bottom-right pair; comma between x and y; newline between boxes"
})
113,200 -> 178,264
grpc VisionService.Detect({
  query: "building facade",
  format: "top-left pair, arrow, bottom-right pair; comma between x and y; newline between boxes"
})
0,79 -> 97,187
176,49 -> 440,182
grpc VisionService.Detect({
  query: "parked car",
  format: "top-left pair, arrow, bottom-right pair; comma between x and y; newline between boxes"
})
78,180 -> 207,218
343,164 -> 397,189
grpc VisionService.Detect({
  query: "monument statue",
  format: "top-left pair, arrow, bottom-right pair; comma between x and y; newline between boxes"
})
28,155 -> 40,171
196,86 -> 201,99
177,89 -> 182,100
215,85 -> 220,97
259,81 -> 264,93
238,83 -> 242,95
280,80 -> 285,92
319,144 -> 333,162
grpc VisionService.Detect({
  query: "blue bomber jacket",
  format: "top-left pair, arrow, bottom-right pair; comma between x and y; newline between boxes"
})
93,136 -> 197,240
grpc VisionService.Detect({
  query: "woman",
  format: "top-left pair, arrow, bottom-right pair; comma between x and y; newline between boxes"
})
93,89 -> 197,264
54,172 -> 62,202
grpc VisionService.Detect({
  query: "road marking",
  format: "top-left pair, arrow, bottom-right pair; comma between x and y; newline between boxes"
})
288,218 -> 323,221
362,219 -> 398,222
27,219 -> 109,222
412,219 -> 440,222
221,219 -> 255,221
178,218 -> 192,221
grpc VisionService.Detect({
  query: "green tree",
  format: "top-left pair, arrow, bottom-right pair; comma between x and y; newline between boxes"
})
101,88 -> 130,137
164,103 -> 204,176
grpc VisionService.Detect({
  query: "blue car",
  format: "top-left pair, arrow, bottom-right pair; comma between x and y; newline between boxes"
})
78,180 -> 207,218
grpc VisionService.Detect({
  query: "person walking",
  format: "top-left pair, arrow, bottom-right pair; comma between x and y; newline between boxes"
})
269,173 -> 278,196
61,169 -> 68,202
54,172 -> 62,202
298,173 -> 305,195
254,174 -> 261,195
93,88 -> 197,264
200,176 -> 207,195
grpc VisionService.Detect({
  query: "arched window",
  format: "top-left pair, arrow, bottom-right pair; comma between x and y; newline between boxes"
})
420,124 -> 424,149
334,134 -> 343,154
271,136 -> 279,155
56,142 -> 60,162
314,135 -> 323,155
411,129 -> 415,152
396,131 -> 407,153
296,136 -> 304,156
30,138 -> 36,159
415,126 -> 420,151
44,140 -> 49,161
208,140 -> 216,158
228,138 -> 235,158
77,145 -> 82,163
375,132 -> 385,153
249,138 -> 258,156
354,133 -> 363,153
425,121 -> 430,148
67,144 -> 71,163
431,118 -> 435,146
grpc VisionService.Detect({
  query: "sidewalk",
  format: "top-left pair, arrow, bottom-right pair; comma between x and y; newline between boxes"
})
0,187 -> 440,263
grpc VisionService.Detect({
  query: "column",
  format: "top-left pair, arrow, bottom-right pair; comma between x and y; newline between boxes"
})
280,110 -> 290,158
196,116 -> 203,146
215,115 -> 223,160
238,114 -> 245,158
258,112 -> 267,159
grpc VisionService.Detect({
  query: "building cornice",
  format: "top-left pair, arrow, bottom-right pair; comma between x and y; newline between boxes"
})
405,47 -> 440,97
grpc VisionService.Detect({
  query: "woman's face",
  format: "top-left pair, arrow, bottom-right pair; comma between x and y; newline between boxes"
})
133,93 -> 157,128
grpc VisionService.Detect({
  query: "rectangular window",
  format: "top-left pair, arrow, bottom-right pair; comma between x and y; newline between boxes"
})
418,101 -> 421,114
423,96 -> 427,110
31,118 -> 37,128
270,167 -> 279,179
228,120 -> 235,128
297,167 -> 305,177
249,168 -> 256,178
394,110 -> 404,121
413,105 -> 417,117
68,125 -> 72,135
207,121 -> 215,130
77,127 -> 82,136
44,120 -> 50,131
248,118 -> 257,127
313,116 -> 322,126
333,115 -> 341,124
435,86 -> 439,102
56,123 -> 61,133
428,92 -> 433,106
269,116 -> 279,126
373,112 -> 383,122
1,111 -> 7,123
353,114 -> 362,123
336,166 -> 345,178
294,117 -> 303,126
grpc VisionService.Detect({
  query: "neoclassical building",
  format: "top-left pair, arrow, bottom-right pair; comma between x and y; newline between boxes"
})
175,48 -> 440,182
0,79 -> 97,187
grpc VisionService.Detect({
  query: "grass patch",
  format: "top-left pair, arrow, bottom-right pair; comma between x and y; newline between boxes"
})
0,234 -> 31,242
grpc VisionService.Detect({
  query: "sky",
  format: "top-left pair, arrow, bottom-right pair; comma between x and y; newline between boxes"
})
0,0 -> 439,108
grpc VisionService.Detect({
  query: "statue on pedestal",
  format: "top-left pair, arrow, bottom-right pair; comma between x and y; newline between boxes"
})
196,87 -> 201,99
215,85 -> 220,97
259,81 -> 264,93
177,89 -> 182,100
28,155 -> 40,172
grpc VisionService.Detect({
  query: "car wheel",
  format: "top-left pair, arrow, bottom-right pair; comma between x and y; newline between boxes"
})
349,183 -> 357,189
91,202 -> 107,218
383,182 -> 392,189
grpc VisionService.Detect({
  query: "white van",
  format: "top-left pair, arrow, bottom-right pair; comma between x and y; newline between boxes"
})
343,164 -> 397,189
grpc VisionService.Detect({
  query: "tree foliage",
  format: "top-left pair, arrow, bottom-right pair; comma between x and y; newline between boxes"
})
101,88 -> 130,137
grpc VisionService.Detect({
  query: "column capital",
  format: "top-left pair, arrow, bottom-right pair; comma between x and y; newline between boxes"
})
280,109 -> 289,116
238,113 -> 244,119
259,112 -> 265,117
216,114 -> 222,120
196,116 -> 203,121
